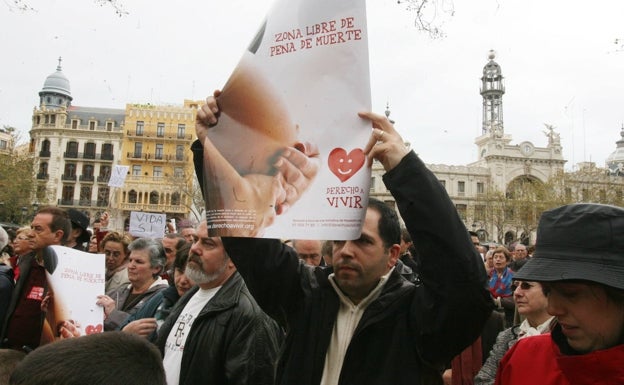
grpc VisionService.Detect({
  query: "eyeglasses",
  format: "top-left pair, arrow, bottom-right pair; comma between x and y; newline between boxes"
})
104,250 -> 123,257
513,281 -> 536,290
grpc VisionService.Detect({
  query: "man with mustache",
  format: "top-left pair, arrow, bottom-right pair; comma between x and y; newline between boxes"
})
194,99 -> 493,385
156,222 -> 282,385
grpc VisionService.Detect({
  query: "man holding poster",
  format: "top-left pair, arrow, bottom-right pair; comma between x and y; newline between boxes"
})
194,98 -> 493,384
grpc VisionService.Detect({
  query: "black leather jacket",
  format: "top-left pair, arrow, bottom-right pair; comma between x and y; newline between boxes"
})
156,272 -> 282,385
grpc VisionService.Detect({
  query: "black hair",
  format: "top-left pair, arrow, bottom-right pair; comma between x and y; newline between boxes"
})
367,198 -> 400,249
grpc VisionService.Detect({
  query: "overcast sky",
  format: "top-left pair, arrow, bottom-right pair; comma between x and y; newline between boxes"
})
2,0 -> 622,168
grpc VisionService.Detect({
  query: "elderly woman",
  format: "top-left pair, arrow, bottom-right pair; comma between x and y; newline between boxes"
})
9,227 -> 33,282
474,280 -> 554,384
97,238 -> 168,331
495,204 -> 624,384
489,247 -> 515,326
101,232 -> 132,293
120,242 -> 194,339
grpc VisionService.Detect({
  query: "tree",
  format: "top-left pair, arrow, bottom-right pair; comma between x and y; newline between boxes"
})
397,0 -> 456,38
7,0 -> 127,16
0,126 -> 36,224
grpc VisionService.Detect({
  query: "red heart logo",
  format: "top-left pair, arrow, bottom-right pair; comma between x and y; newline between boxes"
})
85,324 -> 103,335
328,148 -> 365,182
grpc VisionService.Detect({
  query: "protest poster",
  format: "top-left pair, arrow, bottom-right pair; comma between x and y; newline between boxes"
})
108,165 -> 129,187
129,211 -> 166,239
42,246 -> 105,340
202,0 -> 371,239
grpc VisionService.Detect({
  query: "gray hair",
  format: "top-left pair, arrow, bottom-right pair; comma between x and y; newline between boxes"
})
128,238 -> 166,277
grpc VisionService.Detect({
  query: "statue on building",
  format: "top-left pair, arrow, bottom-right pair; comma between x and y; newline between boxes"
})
543,124 -> 561,146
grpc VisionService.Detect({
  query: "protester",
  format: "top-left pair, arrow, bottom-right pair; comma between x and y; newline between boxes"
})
97,238 -> 168,331
0,227 -> 14,328
1,206 -> 71,351
193,96 -> 492,385
156,222 -> 283,385
8,227 -> 32,282
0,349 -> 25,384
176,219 -> 196,242
9,332 -> 166,385
121,241 -> 192,338
488,247 -> 515,326
161,233 -> 186,284
474,280 -> 554,385
293,239 -> 324,266
65,209 -> 91,251
87,234 -> 99,253
101,231 -> 132,293
495,204 -> 624,384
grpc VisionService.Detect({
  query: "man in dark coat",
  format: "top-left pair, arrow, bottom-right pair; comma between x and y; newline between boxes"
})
156,222 -> 282,385
193,97 -> 493,385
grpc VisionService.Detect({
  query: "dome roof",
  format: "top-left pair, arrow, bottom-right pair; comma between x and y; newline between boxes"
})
39,58 -> 71,98
605,126 -> 624,176
483,50 -> 502,77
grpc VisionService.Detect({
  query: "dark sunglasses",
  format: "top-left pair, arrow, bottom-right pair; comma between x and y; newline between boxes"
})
513,281 -> 536,290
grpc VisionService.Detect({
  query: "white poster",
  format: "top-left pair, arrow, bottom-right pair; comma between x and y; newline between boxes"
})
202,0 -> 371,240
42,246 -> 105,339
129,211 -> 166,239
107,165 -> 129,187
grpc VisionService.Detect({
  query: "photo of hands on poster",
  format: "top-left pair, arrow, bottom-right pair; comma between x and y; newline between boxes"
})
40,246 -> 105,342
202,0 -> 372,239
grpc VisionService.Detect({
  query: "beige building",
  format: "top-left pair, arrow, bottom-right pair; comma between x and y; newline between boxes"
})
371,51 -> 623,246
29,59 -> 124,221
116,101 -> 200,229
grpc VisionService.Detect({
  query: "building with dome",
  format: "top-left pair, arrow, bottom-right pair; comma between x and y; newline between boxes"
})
371,51 -> 624,246
29,59 -> 199,229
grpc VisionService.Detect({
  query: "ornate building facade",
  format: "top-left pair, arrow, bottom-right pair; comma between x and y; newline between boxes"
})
29,59 -> 200,230
371,51 -> 623,246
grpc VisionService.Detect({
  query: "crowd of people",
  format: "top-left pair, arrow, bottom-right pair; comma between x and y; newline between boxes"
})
0,95 -> 622,385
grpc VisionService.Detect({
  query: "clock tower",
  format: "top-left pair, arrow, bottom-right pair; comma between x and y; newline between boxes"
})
480,50 -> 505,136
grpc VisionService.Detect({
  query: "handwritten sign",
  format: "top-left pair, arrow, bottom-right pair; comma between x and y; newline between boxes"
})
108,165 -> 129,187
129,211 -> 166,239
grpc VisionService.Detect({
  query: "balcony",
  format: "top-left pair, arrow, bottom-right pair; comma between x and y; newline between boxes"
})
57,199 -> 109,207
100,153 -> 114,161
36,173 -> 49,180
118,202 -> 187,213
97,175 -> 110,183
64,152 -> 79,159
39,150 -> 51,158
82,152 -> 96,160
127,152 -> 143,159
61,174 -> 77,181
79,175 -> 95,182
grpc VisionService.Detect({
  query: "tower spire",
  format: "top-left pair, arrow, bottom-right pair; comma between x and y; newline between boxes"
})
57,56 -> 62,71
480,50 -> 505,136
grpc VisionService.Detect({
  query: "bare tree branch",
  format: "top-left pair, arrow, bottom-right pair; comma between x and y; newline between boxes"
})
397,0 -> 455,39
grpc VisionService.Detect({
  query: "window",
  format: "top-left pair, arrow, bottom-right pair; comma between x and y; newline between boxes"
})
477,182 -> 484,195
0,140 -> 6,150
89,121 -> 96,130
84,142 -> 96,159
176,145 -> 184,161
71,120 -> 78,129
50,115 -> 56,124
66,141 -> 78,157
153,166 -> 163,178
150,191 -> 159,204
128,190 -> 138,203
565,188 -> 572,200
106,122 -> 113,131
62,185 -> 74,204
439,180 -> 446,188
80,187 -> 92,204
102,143 -> 113,159
157,122 -> 165,137
171,192 -> 181,206
132,165 -> 141,176
42,140 -> 51,152
133,142 -> 142,158
174,167 -> 184,178
82,164 -> 94,179
64,163 -> 76,177
370,176 -> 375,192
136,121 -> 144,136
177,124 -> 186,139
155,144 -> 164,160
458,181 -> 465,195
97,187 -> 110,206
455,204 -> 467,220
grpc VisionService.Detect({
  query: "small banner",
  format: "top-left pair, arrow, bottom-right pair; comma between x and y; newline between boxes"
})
202,0 -> 371,239
107,165 -> 129,187
42,246 -> 105,341
129,211 -> 167,239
